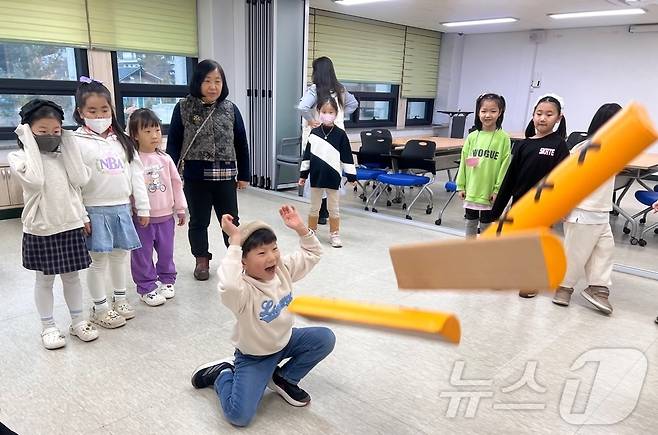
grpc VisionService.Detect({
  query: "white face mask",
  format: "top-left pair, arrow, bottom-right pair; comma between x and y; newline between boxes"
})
84,117 -> 112,134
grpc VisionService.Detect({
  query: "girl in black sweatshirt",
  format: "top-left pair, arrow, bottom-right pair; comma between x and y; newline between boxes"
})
491,94 -> 569,297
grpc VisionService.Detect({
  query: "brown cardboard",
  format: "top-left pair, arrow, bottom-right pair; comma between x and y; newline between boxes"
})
389,232 -> 554,291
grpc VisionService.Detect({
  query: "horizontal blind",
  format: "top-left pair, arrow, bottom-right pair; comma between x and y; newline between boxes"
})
87,0 -> 198,56
0,0 -> 88,47
402,27 -> 441,98
313,10 -> 405,84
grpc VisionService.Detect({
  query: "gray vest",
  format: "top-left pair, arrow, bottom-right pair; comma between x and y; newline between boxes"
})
179,96 -> 236,162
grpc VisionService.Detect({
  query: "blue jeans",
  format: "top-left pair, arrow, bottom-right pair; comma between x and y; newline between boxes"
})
214,327 -> 335,427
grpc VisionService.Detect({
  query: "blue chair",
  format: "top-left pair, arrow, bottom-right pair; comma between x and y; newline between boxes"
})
352,129 -> 392,202
626,189 -> 658,246
435,181 -> 457,226
367,139 -> 436,220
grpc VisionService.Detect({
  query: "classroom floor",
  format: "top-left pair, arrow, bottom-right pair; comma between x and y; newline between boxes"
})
2,188 -> 658,434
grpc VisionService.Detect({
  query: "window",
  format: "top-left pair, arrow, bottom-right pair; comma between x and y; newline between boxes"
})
343,82 -> 398,128
112,51 -> 196,132
405,98 -> 434,126
0,41 -> 88,142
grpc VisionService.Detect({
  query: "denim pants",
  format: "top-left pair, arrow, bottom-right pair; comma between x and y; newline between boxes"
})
214,327 -> 335,427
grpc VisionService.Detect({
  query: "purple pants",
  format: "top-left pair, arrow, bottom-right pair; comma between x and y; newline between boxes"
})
131,216 -> 176,295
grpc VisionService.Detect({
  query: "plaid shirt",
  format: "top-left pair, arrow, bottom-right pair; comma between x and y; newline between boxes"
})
203,160 -> 238,181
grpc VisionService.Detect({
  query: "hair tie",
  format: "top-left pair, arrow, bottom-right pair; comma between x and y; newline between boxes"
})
536,93 -> 565,111
79,76 -> 103,84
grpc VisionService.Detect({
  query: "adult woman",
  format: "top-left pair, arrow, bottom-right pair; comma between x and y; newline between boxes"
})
167,59 -> 250,281
298,57 -> 358,224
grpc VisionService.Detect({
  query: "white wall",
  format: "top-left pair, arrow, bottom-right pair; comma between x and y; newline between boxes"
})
197,0 -> 248,119
443,25 -> 658,136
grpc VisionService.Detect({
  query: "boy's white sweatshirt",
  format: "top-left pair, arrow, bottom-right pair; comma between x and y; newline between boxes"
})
8,125 -> 90,236
218,232 -> 322,356
74,127 -> 150,216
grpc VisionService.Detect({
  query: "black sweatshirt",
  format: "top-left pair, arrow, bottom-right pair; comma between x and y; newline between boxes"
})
299,126 -> 357,189
166,101 -> 251,182
491,131 -> 569,220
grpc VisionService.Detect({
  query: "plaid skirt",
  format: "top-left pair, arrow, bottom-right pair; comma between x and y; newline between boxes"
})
23,228 -> 91,275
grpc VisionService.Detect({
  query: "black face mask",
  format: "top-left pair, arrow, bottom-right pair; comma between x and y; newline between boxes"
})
34,134 -> 61,153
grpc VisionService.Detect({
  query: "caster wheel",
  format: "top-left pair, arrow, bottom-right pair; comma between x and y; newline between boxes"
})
631,238 -> 638,245
640,218 -> 647,224
639,239 -> 647,247
353,186 -> 358,193
405,215 -> 412,220
654,228 -> 658,234
435,219 -> 442,226
364,206 -> 369,211
402,203 -> 407,210
387,186 -> 392,192
359,193 -> 365,200
386,200 -> 392,207
426,207 -> 433,214
372,208 -> 378,213
623,227 -> 631,234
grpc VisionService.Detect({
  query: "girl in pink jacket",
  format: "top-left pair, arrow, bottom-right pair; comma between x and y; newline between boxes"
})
128,109 -> 187,306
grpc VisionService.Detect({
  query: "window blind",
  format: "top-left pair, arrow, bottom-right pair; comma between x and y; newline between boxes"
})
312,10 -> 405,84
86,0 -> 198,56
402,27 -> 441,98
0,0 -> 89,47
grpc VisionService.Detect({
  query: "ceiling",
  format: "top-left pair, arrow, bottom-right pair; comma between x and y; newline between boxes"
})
310,0 -> 658,33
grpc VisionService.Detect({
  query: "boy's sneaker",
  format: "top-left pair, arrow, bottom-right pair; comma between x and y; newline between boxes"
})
581,286 -> 613,314
268,370 -> 311,407
69,320 -> 99,342
159,284 -> 175,299
141,290 -> 166,307
41,327 -> 66,350
191,357 -> 234,389
330,232 -> 342,248
552,286 -> 574,306
112,299 -> 135,320
90,307 -> 126,329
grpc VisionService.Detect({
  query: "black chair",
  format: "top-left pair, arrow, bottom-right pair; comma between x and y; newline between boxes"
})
351,129 -> 392,201
368,139 -> 436,220
566,131 -> 588,150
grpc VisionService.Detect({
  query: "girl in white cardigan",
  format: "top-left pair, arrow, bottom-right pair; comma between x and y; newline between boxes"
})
9,99 -> 98,349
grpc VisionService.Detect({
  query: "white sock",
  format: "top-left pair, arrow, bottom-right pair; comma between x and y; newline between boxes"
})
88,252 -> 110,311
35,272 -> 56,330
61,272 -> 84,324
113,289 -> 127,302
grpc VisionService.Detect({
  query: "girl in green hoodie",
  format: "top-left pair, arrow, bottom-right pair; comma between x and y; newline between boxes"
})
456,93 -> 511,238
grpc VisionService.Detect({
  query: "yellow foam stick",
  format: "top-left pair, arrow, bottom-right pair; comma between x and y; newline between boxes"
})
484,102 -> 658,236
390,102 -> 658,291
289,295 -> 461,343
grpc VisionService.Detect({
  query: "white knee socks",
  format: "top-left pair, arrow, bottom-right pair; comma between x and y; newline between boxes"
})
35,271 -> 85,329
88,250 -> 130,311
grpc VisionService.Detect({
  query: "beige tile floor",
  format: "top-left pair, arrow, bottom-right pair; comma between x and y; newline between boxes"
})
1,188 -> 658,434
